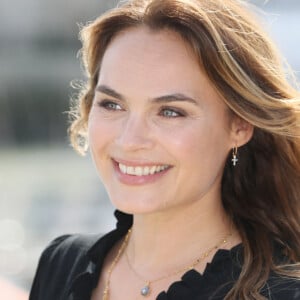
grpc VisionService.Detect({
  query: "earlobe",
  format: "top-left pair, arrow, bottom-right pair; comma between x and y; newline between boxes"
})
230,116 -> 254,148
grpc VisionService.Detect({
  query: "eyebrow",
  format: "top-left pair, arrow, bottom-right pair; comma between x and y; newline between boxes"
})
95,85 -> 199,105
96,85 -> 124,100
153,94 -> 198,105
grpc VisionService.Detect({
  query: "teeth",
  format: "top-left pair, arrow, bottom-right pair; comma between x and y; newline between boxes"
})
150,166 -> 156,175
135,167 -> 143,176
120,164 -> 126,174
127,166 -> 134,175
118,163 -> 169,176
143,166 -> 150,175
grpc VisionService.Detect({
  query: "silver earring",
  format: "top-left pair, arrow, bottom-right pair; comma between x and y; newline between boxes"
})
231,146 -> 238,166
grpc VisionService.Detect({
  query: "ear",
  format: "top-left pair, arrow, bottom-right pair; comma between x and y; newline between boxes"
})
230,116 -> 254,148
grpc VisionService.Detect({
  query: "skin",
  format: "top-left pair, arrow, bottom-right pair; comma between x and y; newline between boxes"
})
89,26 -> 253,299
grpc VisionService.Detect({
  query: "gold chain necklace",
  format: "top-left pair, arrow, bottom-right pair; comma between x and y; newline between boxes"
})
102,229 -> 232,300
125,232 -> 232,297
102,229 -> 132,300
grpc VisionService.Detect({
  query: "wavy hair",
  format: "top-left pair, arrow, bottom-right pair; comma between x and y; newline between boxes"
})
69,0 -> 300,299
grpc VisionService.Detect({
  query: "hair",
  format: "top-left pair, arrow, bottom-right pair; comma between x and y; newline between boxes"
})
69,0 -> 300,299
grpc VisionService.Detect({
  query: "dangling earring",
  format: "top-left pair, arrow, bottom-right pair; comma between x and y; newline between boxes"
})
231,146 -> 238,166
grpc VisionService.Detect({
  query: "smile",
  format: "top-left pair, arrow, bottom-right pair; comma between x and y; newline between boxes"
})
118,163 -> 170,176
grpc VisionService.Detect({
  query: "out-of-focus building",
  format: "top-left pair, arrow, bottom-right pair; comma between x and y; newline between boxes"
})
0,0 -> 118,145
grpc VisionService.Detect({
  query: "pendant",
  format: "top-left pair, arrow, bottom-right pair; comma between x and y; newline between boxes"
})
141,283 -> 150,296
232,154 -> 238,166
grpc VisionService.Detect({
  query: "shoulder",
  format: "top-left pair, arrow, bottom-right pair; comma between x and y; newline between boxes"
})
262,244 -> 300,299
40,233 -> 100,265
29,233 -> 101,300
36,233 -> 102,278
262,273 -> 300,299
222,244 -> 300,300
29,211 -> 132,300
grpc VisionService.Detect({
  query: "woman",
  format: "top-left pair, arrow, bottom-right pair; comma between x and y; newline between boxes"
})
29,0 -> 300,299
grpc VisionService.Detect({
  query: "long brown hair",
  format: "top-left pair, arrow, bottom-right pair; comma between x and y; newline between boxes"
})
69,0 -> 300,299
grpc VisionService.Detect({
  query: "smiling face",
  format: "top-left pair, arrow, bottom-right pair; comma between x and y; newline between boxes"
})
88,26 -> 236,215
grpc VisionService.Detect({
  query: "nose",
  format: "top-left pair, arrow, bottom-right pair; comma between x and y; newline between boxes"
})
115,114 -> 154,151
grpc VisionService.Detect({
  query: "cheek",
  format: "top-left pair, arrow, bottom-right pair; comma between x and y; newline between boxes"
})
162,121 -> 208,152
88,115 -> 116,179
157,126 -> 206,172
164,121 -> 231,167
88,111 -> 113,146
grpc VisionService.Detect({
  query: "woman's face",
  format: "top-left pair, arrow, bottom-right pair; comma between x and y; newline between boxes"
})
88,27 -> 236,214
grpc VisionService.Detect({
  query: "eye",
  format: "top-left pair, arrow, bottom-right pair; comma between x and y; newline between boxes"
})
160,107 -> 185,118
98,100 -> 123,111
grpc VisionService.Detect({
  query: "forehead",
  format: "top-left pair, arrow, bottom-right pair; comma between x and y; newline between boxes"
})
102,26 -> 196,66
98,26 -> 220,105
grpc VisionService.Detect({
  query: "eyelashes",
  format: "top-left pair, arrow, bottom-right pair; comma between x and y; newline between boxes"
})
96,99 -> 186,118
97,100 -> 123,111
159,107 -> 185,118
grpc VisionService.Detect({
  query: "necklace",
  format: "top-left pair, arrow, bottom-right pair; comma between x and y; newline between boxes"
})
102,229 -> 232,300
125,232 -> 232,297
102,229 -> 132,300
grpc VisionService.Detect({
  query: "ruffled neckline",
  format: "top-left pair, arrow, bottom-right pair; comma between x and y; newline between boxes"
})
156,243 -> 243,300
104,211 -> 242,299
70,210 -> 243,300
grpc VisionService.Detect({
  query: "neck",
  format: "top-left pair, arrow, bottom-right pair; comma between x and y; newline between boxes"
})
126,197 -> 235,275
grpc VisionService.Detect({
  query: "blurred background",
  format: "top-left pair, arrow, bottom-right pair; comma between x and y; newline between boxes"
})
0,0 -> 299,297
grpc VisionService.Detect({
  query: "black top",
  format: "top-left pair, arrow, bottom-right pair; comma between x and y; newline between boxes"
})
29,210 -> 300,300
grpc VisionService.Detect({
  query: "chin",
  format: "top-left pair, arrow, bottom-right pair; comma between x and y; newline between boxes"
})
110,197 -> 164,216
